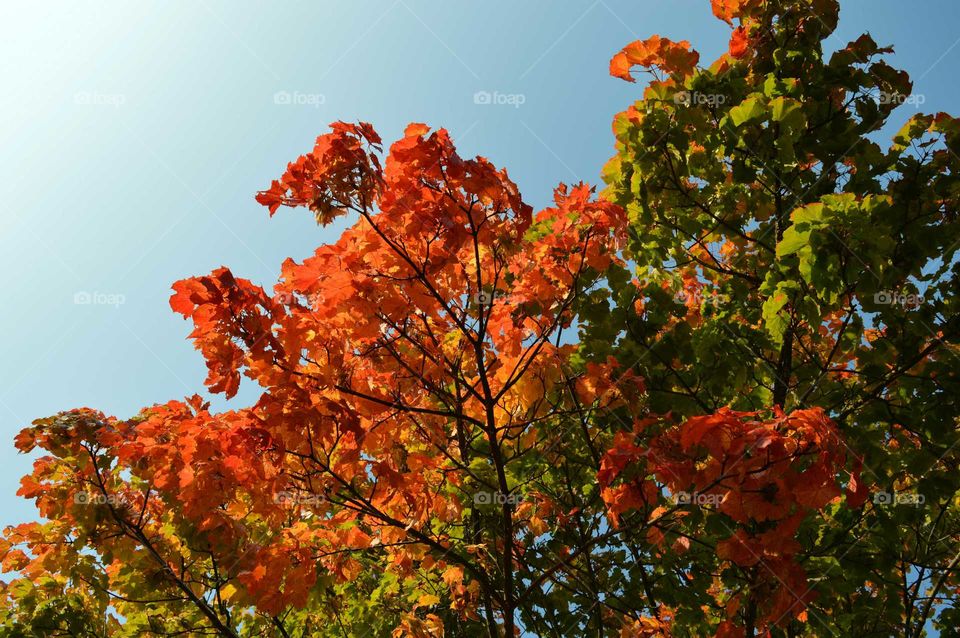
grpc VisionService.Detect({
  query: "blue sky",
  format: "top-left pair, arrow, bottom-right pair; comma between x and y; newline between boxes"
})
1,0 -> 959,546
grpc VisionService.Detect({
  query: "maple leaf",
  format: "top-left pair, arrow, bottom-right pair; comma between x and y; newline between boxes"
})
710,0 -> 760,24
255,121 -> 383,225
729,25 -> 750,58
610,36 -> 700,82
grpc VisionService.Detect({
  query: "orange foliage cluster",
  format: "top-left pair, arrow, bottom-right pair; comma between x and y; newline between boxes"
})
8,120 -> 633,621
598,408 -> 866,634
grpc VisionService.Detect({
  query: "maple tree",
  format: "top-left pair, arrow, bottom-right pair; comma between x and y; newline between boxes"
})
3,0 -> 960,636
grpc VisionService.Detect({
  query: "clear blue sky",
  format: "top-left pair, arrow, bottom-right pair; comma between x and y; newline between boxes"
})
1,0 -> 958,539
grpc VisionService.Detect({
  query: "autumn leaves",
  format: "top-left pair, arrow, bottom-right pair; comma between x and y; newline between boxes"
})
5,0 -> 960,635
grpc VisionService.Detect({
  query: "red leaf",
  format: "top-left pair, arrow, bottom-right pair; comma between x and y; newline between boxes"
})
729,26 -> 750,58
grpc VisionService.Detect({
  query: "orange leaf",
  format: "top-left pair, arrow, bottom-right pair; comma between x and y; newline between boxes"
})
609,36 -> 699,82
711,0 -> 759,25
729,26 -> 750,58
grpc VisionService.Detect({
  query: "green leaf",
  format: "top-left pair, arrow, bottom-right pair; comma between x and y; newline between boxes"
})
777,227 -> 809,256
729,96 -> 767,127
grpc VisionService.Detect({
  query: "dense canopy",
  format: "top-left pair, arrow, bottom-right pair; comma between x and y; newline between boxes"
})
3,0 -> 960,636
